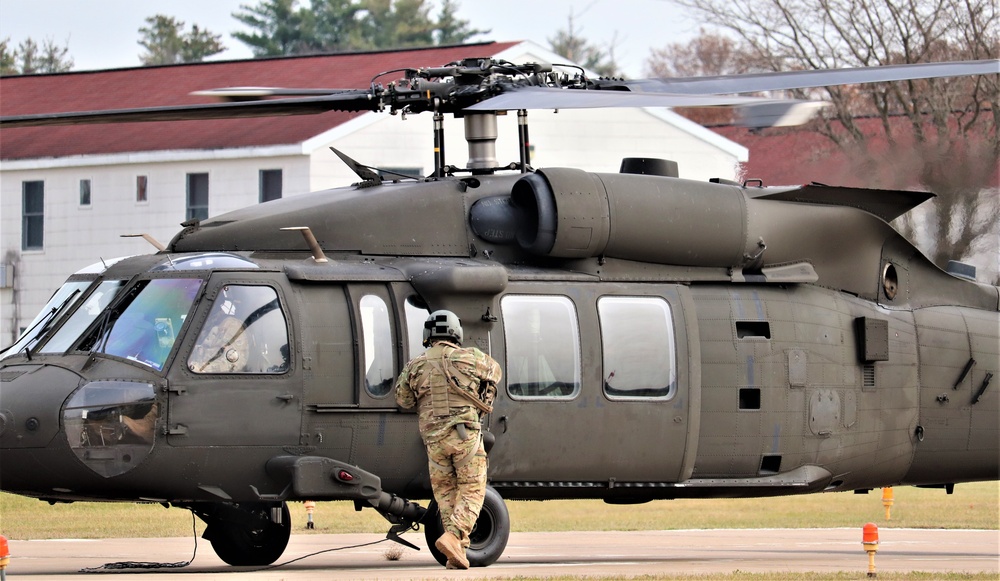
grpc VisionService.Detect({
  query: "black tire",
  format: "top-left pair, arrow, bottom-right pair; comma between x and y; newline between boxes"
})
207,502 -> 291,566
423,486 -> 510,567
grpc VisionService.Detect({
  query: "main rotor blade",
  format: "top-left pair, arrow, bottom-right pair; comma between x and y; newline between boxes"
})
625,59 -> 1000,95
0,91 -> 377,128
465,86 -> 771,111
191,87 -> 361,100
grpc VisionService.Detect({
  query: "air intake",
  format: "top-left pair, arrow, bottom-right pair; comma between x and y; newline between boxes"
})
619,157 -> 678,177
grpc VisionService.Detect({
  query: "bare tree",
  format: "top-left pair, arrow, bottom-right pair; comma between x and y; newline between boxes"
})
646,29 -> 767,123
548,6 -> 622,77
672,0 -> 1000,276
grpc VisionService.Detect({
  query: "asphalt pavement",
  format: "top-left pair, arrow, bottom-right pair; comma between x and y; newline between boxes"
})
6,528 -> 999,580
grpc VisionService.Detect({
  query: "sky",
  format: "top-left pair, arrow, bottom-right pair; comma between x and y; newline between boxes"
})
0,0 -> 700,78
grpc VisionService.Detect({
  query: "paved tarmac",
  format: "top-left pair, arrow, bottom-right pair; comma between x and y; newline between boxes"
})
5,528 -> 998,580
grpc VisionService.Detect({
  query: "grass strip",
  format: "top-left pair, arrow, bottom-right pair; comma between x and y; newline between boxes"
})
1,481 -> 996,539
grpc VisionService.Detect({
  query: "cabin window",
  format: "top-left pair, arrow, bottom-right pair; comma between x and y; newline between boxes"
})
502,295 -> 580,398
186,173 -> 209,221
189,285 -> 290,374
79,179 -> 92,206
360,294 -> 395,397
22,180 -> 44,250
259,169 -> 282,202
598,296 -> 677,399
81,278 -> 202,371
404,295 -> 430,360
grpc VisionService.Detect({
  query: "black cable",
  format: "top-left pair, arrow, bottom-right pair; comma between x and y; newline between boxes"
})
247,537 -> 391,572
79,510 -> 395,574
79,509 -> 199,573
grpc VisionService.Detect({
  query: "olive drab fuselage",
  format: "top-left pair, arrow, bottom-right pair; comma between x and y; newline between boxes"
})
1,166 -> 997,557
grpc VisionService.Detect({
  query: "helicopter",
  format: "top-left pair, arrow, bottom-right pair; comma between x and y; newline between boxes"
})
1,52 -> 998,569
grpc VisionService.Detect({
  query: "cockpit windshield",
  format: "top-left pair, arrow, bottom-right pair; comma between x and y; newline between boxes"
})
77,278 -> 202,370
41,280 -> 127,355
1,280 -> 90,359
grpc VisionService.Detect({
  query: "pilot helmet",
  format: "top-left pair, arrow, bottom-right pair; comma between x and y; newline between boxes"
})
423,310 -> 463,347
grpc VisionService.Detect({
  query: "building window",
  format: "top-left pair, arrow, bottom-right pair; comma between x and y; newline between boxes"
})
598,296 -> 676,399
259,169 -> 282,203
136,176 -> 148,202
186,173 -> 209,221
502,295 -> 580,398
79,179 -> 91,206
22,180 -> 44,250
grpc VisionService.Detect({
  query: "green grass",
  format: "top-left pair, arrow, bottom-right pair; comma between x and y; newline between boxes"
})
1,481 -> 996,540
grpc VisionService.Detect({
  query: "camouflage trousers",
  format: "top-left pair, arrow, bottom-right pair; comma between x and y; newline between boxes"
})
425,424 -> 487,548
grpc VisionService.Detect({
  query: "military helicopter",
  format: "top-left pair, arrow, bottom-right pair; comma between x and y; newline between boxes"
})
1,54 -> 998,569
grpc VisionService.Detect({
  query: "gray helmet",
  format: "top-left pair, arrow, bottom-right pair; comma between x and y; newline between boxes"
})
423,310 -> 462,346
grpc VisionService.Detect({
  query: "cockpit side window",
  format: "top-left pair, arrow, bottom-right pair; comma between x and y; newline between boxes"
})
188,285 -> 289,374
79,278 -> 201,370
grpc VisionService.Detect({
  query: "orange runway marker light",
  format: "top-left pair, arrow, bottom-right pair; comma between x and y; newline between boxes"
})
304,500 -> 316,530
862,522 -> 879,578
0,534 -> 10,581
881,486 -> 894,520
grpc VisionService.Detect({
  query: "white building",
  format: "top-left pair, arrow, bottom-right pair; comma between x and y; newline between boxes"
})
0,41 -> 747,345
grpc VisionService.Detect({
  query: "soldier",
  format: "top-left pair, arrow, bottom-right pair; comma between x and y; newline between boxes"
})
395,310 -> 501,569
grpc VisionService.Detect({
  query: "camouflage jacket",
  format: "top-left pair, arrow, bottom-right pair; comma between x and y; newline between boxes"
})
395,340 -> 501,444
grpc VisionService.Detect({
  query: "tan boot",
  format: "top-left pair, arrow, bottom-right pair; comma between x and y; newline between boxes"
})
435,531 -> 469,569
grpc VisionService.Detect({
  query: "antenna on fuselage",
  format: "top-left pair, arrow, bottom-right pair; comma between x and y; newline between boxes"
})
281,227 -> 329,263
121,233 -> 166,251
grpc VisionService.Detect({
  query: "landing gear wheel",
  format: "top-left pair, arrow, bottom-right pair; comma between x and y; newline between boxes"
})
206,502 -> 291,566
423,486 -> 510,567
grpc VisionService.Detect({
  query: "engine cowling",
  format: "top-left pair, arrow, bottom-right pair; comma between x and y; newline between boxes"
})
509,167 -> 748,267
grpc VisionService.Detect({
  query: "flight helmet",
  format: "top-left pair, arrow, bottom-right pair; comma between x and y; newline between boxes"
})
423,310 -> 463,346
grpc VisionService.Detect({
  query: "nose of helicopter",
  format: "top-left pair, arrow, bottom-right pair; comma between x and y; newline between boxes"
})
0,364 -> 84,493
0,364 -> 83,449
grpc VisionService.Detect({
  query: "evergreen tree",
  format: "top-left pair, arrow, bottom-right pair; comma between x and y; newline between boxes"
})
232,0 -> 488,56
138,15 -> 225,65
434,0 -> 488,45
0,37 -> 74,75
233,0 -> 320,56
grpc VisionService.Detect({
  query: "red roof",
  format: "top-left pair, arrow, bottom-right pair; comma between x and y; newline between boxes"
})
713,115 -> 999,190
0,42 -> 520,160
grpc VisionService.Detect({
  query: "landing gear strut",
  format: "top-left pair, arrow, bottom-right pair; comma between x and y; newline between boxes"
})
192,501 -> 291,566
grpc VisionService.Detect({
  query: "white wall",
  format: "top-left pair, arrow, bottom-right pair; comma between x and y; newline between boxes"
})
308,107 -> 745,188
0,152 -> 307,345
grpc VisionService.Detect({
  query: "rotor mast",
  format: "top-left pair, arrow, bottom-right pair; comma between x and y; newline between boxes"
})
463,112 -> 499,172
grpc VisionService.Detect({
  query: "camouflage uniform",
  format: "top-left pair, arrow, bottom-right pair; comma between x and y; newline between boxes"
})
395,340 -> 501,551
